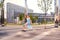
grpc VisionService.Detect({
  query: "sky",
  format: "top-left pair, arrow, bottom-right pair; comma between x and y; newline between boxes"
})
27,0 -> 55,13
0,0 -> 1,3
0,0 -> 3,3
4,0 -> 55,13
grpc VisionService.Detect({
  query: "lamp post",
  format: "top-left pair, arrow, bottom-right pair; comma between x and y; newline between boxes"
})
25,0 -> 28,15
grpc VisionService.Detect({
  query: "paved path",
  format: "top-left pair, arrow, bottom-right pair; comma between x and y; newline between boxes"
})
1,28 -> 60,40
0,24 -> 59,40
40,28 -> 60,40
0,27 -> 53,40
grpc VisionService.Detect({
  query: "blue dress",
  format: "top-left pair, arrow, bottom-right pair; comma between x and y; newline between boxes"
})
27,18 -> 32,29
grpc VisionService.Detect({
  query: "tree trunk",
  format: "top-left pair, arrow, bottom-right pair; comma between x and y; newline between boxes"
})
44,13 -> 46,29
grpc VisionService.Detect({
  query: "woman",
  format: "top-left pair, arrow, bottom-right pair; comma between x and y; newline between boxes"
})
22,15 -> 32,32
26,15 -> 32,29
22,15 -> 27,32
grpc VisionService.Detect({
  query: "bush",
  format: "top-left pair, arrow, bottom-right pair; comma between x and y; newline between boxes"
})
19,14 -> 24,21
29,14 -> 38,23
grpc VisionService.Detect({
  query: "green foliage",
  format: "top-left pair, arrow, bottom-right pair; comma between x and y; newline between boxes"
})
29,14 -> 33,20
40,19 -> 54,24
35,16 -> 38,20
0,2 -> 3,7
29,14 -> 38,23
29,14 -> 34,23
40,19 -> 46,24
19,14 -> 24,21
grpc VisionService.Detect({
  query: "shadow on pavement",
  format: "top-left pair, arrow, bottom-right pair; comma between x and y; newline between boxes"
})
0,31 -> 8,39
0,31 -> 8,36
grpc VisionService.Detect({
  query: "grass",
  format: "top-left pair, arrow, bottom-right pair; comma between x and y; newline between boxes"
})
4,21 -> 54,26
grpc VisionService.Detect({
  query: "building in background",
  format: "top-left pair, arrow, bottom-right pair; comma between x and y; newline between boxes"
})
3,0 -> 55,23
7,3 -> 33,23
4,0 -> 33,23
28,13 -> 54,23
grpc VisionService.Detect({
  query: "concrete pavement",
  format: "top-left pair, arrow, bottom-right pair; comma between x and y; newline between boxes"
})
0,28 -> 58,40
0,24 -> 60,40
1,28 -> 60,40
0,26 -> 56,40
40,28 -> 60,40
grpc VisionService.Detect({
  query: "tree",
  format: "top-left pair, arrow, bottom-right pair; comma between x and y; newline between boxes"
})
0,0 -> 4,27
37,0 -> 52,28
37,0 -> 52,13
0,2 -> 3,7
